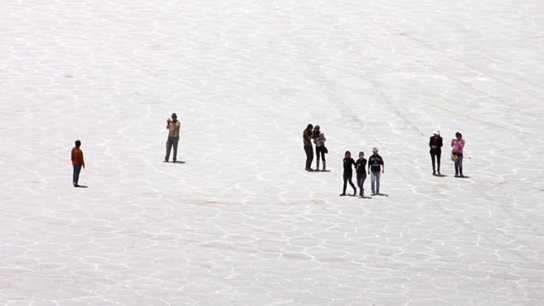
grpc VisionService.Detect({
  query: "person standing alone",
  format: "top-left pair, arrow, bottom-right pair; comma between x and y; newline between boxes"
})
368,147 -> 384,195
303,124 -> 314,171
429,130 -> 443,175
71,140 -> 85,187
164,113 -> 181,163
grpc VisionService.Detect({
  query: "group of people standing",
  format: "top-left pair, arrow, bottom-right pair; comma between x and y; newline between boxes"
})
302,125 -> 468,198
341,148 -> 385,197
303,124 -> 385,198
428,130 -> 466,177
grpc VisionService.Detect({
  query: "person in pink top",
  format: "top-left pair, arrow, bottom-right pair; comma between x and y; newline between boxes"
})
451,132 -> 465,177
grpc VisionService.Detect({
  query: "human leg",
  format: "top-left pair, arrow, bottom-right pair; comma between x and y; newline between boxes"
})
360,173 -> 366,196
347,172 -> 356,195
436,152 -> 442,174
172,137 -> 179,161
374,171 -> 381,193
341,173 -> 348,195
430,151 -> 437,174
304,146 -> 313,170
321,149 -> 326,171
458,153 -> 464,176
73,164 -> 82,186
370,172 -> 376,194
165,137 -> 174,161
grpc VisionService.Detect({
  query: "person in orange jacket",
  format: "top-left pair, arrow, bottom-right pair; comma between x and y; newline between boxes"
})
71,140 -> 85,187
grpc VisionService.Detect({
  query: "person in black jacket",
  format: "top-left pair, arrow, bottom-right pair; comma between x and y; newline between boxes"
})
355,151 -> 367,197
429,130 -> 443,175
340,151 -> 357,196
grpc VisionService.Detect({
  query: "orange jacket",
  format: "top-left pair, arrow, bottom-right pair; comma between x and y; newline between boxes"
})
71,147 -> 85,166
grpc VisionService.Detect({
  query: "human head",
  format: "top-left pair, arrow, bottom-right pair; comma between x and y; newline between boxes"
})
359,151 -> 364,158
306,123 -> 313,131
455,132 -> 462,139
314,125 -> 320,131
171,113 -> 177,120
75,140 -> 81,148
372,147 -> 378,154
345,151 -> 351,158
433,129 -> 440,136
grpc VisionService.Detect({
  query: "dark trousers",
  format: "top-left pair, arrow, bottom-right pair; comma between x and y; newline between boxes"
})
304,145 -> 314,170
356,172 -> 366,196
343,172 -> 356,194
316,146 -> 326,162
165,137 -> 179,161
73,164 -> 82,185
430,150 -> 441,173
454,153 -> 464,175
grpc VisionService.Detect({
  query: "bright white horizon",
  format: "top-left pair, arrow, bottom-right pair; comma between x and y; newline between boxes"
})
1,0 -> 543,305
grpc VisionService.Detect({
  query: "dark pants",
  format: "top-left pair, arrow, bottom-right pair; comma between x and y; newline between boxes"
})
165,137 -> 179,161
356,172 -> 366,196
316,146 -> 326,162
304,145 -> 314,170
430,150 -> 441,174
343,172 -> 356,194
315,146 -> 326,169
455,153 -> 464,175
73,164 -> 82,185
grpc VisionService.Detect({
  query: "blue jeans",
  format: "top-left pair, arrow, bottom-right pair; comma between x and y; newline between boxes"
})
371,171 -> 381,194
356,172 -> 367,196
73,164 -> 82,185
455,153 -> 463,175
304,145 -> 314,170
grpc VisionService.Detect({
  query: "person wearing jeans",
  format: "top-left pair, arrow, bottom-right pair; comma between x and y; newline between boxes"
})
451,132 -> 465,177
303,124 -> 314,171
355,151 -> 367,197
164,113 -> 180,162
368,147 -> 384,195
71,140 -> 85,187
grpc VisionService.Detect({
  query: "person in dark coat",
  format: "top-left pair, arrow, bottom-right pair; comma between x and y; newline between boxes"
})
429,129 -> 443,175
340,151 -> 357,196
71,140 -> 85,187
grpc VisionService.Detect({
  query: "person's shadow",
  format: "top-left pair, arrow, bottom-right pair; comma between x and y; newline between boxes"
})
172,161 -> 186,164
75,185 -> 88,188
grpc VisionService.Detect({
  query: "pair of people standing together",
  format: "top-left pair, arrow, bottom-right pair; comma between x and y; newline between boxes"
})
341,148 -> 384,197
429,130 -> 465,177
303,124 -> 327,171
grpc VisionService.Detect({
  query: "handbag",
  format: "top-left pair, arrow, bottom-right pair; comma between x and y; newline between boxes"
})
451,152 -> 458,162
323,147 -> 328,154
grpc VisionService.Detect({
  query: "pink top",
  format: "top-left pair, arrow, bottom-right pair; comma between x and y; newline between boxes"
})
451,138 -> 465,154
